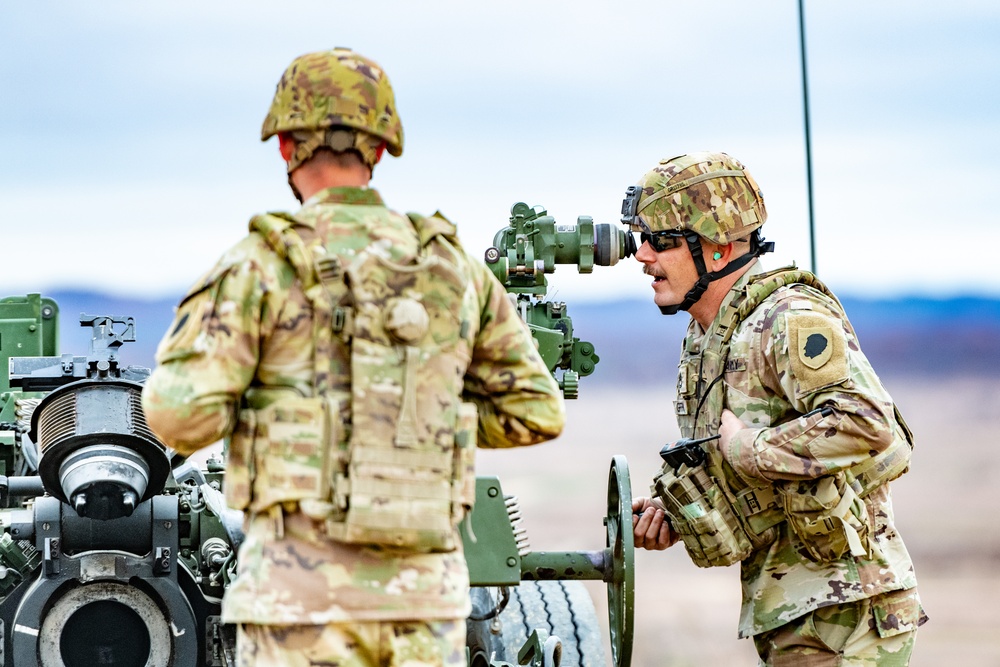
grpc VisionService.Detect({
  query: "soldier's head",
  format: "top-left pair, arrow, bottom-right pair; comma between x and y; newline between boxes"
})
261,48 -> 404,198
621,152 -> 773,317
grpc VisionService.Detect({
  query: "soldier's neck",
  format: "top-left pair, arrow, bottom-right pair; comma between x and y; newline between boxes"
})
290,159 -> 372,201
689,263 -> 754,330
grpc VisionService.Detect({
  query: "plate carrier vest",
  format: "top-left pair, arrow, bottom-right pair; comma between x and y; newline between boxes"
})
652,267 -> 914,567
225,211 -> 477,553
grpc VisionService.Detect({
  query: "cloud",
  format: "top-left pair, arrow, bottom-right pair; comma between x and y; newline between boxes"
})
2,0 -> 998,300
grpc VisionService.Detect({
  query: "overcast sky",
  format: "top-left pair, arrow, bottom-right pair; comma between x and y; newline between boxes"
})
3,1 -> 998,303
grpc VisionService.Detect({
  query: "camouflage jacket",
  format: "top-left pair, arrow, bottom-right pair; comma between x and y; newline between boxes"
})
142,187 -> 565,623
677,263 -> 919,638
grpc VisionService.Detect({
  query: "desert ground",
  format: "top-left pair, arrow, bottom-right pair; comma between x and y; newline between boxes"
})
475,376 -> 1000,666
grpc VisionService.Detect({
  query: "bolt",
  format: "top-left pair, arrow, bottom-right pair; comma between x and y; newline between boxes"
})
123,492 -> 136,514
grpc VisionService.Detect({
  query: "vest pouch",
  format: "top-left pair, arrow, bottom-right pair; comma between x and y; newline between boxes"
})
251,213 -> 470,553
326,337 -> 458,553
652,462 -> 753,568
327,444 -> 456,552
248,395 -> 331,514
224,407 -> 256,511
779,471 -> 870,563
733,484 -> 782,550
452,401 -> 478,522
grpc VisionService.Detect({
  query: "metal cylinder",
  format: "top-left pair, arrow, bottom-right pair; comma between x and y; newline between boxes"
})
31,379 -> 169,520
59,444 -> 150,518
37,582 -> 172,667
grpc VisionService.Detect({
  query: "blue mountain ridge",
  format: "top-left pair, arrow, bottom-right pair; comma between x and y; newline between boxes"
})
37,290 -> 1000,385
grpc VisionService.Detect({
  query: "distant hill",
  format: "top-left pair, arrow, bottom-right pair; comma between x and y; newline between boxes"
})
32,290 -> 1000,384
573,296 -> 1000,382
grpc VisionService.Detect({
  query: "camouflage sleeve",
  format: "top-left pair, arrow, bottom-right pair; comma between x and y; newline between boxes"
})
724,289 -> 897,483
461,258 -> 565,448
142,236 -> 286,456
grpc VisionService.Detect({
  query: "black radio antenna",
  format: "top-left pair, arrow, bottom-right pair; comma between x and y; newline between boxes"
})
798,0 -> 817,274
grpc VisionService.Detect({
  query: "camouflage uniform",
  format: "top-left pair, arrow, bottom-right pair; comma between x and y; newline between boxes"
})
625,153 -> 925,665
143,186 -> 563,661
681,263 -> 926,653
142,49 -> 564,665
237,618 -> 466,667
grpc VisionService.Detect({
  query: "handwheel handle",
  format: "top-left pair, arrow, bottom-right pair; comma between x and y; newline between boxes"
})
606,455 -> 634,667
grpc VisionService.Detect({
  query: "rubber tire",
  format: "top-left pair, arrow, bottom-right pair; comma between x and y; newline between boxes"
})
467,581 -> 607,667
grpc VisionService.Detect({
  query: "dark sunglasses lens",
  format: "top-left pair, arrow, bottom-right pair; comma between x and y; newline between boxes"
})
641,232 -> 682,252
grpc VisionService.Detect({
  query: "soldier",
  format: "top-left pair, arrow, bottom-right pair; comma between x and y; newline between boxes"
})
142,48 -> 565,666
625,152 -> 927,665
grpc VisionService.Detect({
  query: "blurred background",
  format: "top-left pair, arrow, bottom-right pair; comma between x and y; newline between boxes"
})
4,0 -> 999,301
3,1 -> 998,664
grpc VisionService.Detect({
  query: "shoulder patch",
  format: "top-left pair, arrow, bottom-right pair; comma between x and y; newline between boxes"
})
786,311 -> 848,394
799,327 -> 833,369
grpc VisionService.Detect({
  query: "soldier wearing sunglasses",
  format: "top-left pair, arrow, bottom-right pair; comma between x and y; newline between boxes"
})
625,152 -> 926,665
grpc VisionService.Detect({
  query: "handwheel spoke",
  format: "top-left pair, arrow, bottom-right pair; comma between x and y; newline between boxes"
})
606,456 -> 634,667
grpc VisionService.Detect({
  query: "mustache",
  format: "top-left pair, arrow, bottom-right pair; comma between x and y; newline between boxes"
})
643,265 -> 665,279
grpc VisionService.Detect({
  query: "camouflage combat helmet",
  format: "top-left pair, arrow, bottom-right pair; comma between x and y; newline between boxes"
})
621,152 -> 774,315
622,152 -> 766,243
261,48 -> 404,174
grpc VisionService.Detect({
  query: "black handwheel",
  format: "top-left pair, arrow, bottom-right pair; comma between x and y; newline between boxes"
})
606,455 -> 634,667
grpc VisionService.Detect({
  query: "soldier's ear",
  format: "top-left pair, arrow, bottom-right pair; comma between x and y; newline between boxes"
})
708,243 -> 729,268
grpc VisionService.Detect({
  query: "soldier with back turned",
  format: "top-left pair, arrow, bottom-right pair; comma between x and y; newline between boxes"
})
142,48 -> 564,666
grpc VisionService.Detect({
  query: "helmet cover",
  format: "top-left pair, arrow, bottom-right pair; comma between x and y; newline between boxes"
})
261,47 -> 404,158
629,152 -> 766,245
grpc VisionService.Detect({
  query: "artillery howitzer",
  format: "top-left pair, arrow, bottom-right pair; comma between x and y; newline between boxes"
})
0,202 -> 637,667
0,295 -> 241,666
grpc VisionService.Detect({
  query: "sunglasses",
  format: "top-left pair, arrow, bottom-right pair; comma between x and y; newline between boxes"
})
639,230 -> 689,252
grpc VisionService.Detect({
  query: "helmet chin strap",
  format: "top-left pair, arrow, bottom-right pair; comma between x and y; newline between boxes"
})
658,232 -> 773,315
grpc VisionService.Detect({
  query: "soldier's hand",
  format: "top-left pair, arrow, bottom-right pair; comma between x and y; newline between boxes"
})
719,409 -> 745,453
632,496 -> 678,551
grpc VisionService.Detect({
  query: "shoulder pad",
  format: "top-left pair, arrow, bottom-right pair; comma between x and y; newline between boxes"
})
406,210 -> 459,247
177,232 -> 274,307
249,211 -> 299,238
248,212 -> 316,289
177,261 -> 231,308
